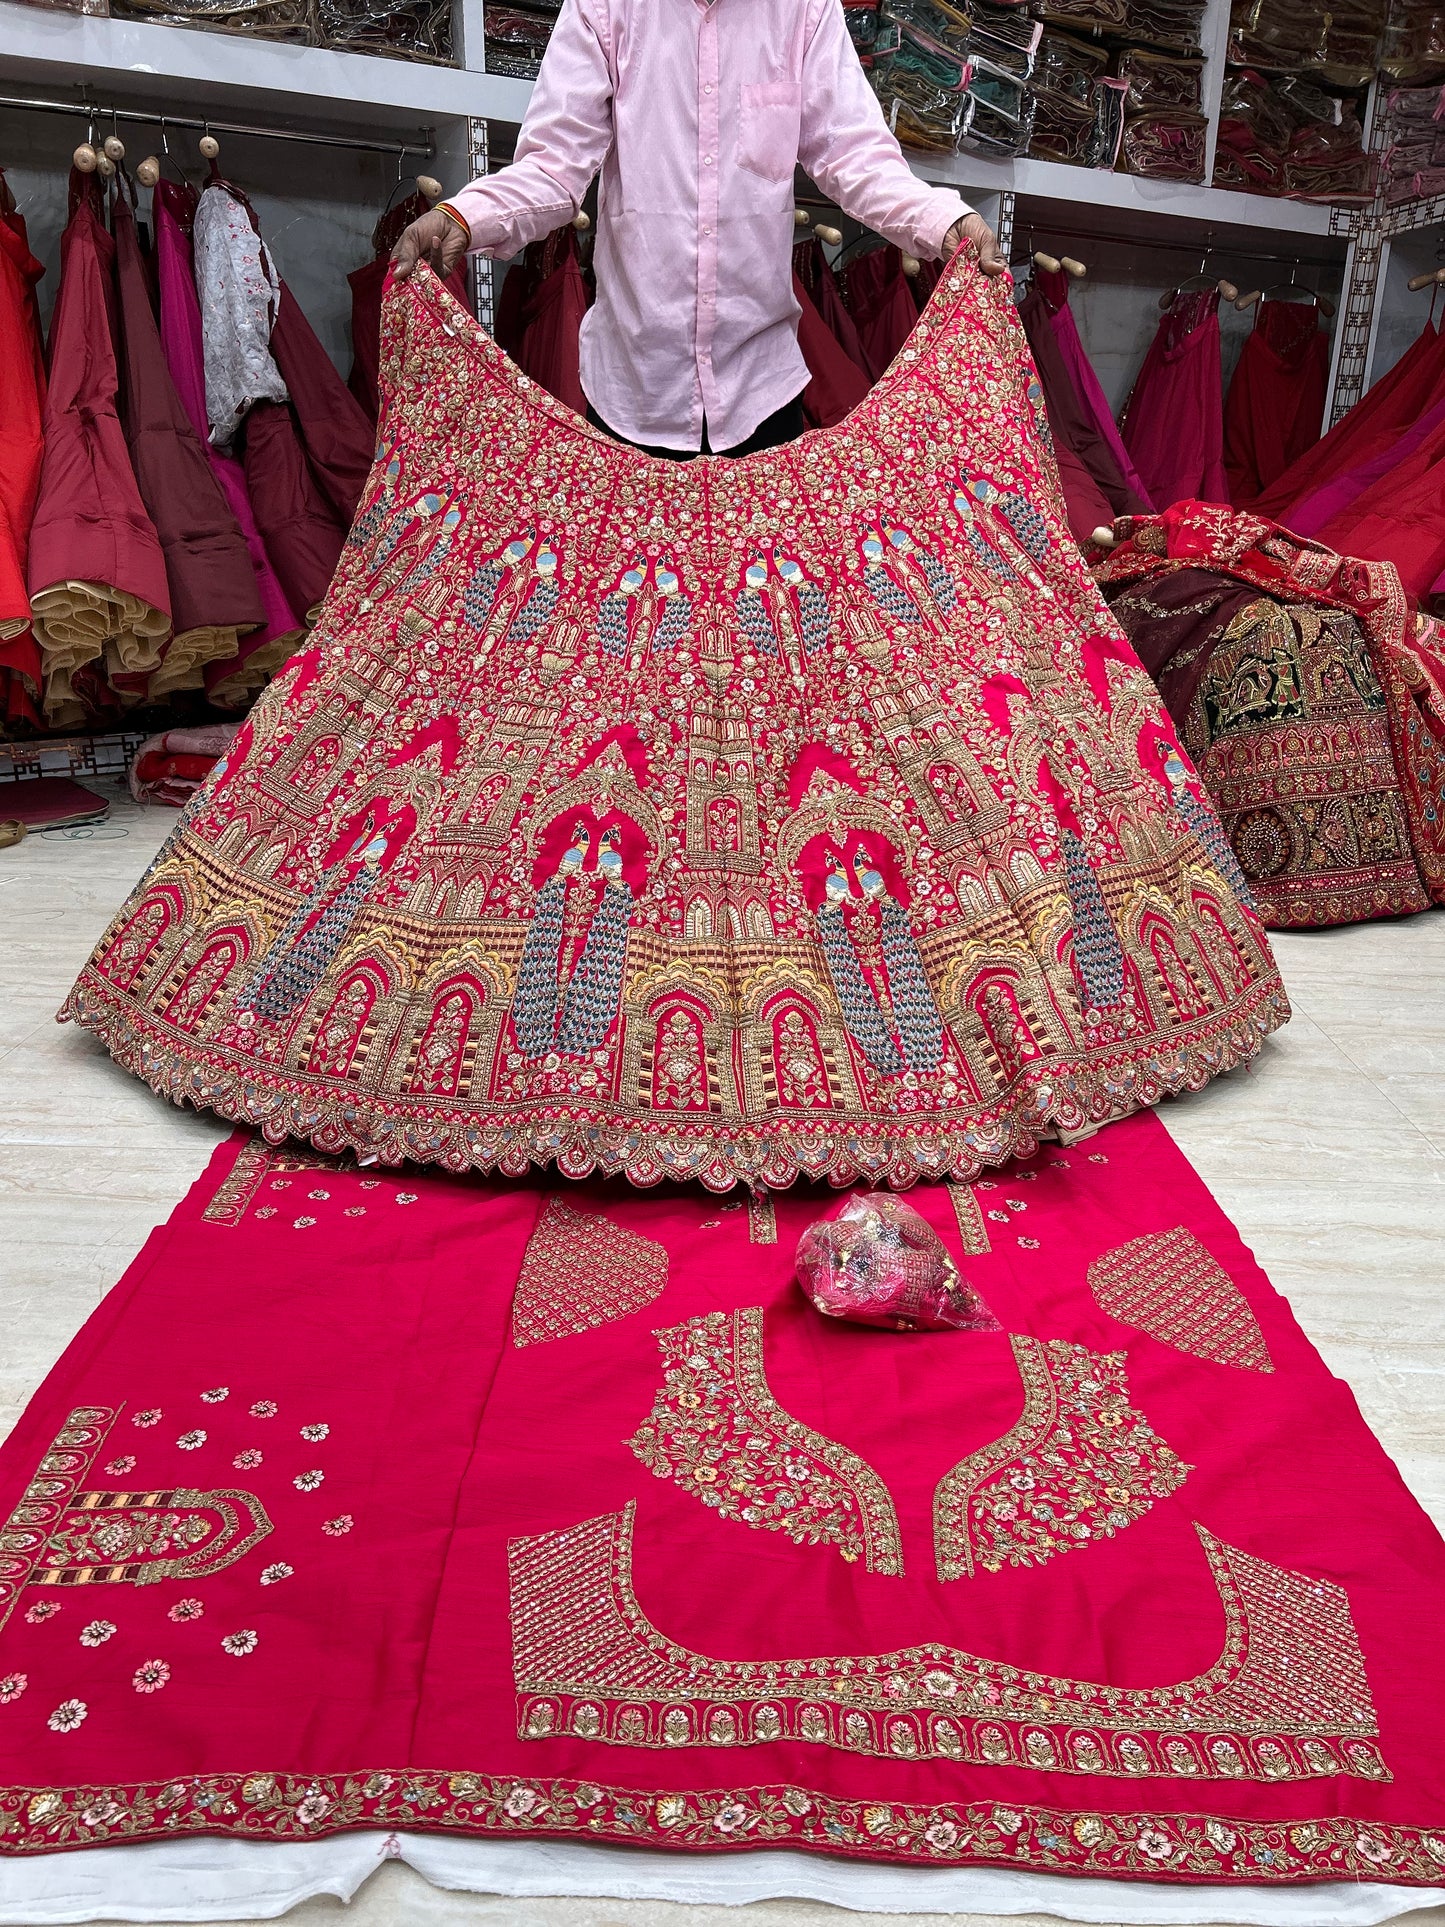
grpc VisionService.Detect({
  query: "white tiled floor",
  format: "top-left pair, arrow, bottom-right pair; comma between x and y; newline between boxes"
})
3,782 -> 1444,1927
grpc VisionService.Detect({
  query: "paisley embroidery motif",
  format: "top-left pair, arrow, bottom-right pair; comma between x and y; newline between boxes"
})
933,1336 -> 1190,1581
512,1198 -> 668,1347
508,1502 -> 1386,1781
1088,1225 -> 1274,1372
625,1309 -> 902,1575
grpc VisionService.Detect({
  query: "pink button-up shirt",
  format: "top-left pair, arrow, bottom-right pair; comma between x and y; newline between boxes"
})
447,0 -> 970,450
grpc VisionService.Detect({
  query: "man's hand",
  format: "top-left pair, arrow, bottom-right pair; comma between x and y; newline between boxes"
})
942,211 -> 1008,276
391,207 -> 470,284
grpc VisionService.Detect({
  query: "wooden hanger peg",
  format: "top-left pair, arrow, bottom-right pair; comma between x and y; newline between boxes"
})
96,154 -> 117,180
73,143 -> 99,173
135,156 -> 161,188
814,223 -> 842,246
1234,288 -> 1262,311
1060,254 -> 1086,278
1409,269 -> 1443,292
102,134 -> 126,162
416,174 -> 443,203
901,252 -> 920,276
571,209 -> 591,231
198,132 -> 220,160
1032,250 -> 1060,273
794,206 -> 811,226
1217,277 -> 1239,302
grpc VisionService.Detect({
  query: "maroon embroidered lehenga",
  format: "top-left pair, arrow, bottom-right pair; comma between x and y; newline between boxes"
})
63,259 -> 1287,1189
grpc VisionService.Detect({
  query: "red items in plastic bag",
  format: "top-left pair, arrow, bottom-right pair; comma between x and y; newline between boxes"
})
795,1192 -> 999,1332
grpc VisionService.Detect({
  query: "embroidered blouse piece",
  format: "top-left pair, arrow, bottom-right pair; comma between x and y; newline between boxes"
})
64,260 -> 1287,1191
192,183 -> 287,451
444,0 -> 971,451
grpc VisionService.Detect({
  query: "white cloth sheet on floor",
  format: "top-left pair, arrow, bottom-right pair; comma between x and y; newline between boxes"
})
1,1833 -> 1443,1925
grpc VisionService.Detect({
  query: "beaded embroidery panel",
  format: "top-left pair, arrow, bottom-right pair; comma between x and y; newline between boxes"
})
1088,1225 -> 1275,1372
64,261 -> 1287,1189
512,1197 -> 669,1346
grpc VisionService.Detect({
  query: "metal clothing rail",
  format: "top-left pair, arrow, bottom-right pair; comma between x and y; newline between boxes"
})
1010,222 -> 1348,268
0,90 -> 433,160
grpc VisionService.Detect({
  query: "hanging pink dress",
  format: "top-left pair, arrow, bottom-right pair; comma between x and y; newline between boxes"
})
154,179 -> 301,700
1033,266 -> 1152,511
1119,289 -> 1228,510
1253,318 -> 1445,522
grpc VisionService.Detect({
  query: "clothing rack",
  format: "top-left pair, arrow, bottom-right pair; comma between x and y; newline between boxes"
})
1012,225 -> 1345,273
0,92 -> 434,161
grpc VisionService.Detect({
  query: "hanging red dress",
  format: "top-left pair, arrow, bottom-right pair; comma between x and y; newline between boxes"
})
154,179 -> 302,708
27,169 -> 171,728
242,399 -> 347,618
1018,278 -> 1137,536
348,192 -> 469,423
0,171 -> 45,716
112,190 -> 264,702
1222,298 -> 1331,507
1311,409 -> 1445,601
1032,265 -> 1153,512
514,226 -> 590,416
793,269 -> 870,429
1253,318 -> 1445,522
269,283 -> 373,525
1119,288 -> 1228,510
844,244 -> 919,379
794,236 -> 870,375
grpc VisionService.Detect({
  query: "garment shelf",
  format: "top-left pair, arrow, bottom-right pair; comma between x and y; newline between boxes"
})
0,1 -> 531,135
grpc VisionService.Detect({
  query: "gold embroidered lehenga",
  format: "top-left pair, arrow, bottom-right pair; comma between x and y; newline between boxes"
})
63,259 -> 1287,1188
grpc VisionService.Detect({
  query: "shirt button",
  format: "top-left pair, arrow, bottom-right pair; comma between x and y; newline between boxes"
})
703,154 -> 713,165
704,83 -> 713,93
702,225 -> 711,235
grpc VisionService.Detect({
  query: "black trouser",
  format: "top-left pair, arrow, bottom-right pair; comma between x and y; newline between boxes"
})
584,394 -> 805,459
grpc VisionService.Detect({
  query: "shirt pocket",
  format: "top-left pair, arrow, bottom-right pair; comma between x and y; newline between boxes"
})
736,81 -> 803,182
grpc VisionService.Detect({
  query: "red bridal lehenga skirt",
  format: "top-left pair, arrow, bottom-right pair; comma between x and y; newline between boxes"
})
62,259 -> 1287,1190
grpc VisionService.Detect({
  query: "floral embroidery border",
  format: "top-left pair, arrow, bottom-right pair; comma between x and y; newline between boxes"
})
933,1335 -> 1191,1581
508,1504 -> 1385,1782
626,1309 -> 902,1574
947,1183 -> 991,1256
63,973 -> 1289,1194
6,1770 -> 1439,1881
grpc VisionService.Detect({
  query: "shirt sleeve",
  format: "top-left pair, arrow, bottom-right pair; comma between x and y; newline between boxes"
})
796,0 -> 973,260
444,0 -> 614,258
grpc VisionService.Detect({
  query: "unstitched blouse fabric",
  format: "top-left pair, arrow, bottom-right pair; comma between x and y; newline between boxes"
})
444,0 -> 969,451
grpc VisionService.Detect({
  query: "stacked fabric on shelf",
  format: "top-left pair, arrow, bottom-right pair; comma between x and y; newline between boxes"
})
1381,83 -> 1445,208
0,167 -> 46,731
129,720 -> 240,806
1095,501 -> 1445,927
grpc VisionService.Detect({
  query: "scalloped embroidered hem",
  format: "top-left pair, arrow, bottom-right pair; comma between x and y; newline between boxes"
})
5,1770 -> 1445,1883
60,973 -> 1287,1190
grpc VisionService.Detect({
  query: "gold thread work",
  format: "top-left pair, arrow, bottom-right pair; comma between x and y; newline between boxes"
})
512,1197 -> 668,1347
1087,1226 -> 1275,1372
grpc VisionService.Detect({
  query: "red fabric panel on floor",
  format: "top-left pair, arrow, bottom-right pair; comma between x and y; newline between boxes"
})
1,1113 -> 1442,1884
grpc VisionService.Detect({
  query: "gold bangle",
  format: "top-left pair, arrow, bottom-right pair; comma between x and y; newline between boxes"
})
437,202 -> 471,243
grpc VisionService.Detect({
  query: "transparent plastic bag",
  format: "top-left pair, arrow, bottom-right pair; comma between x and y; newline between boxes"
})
795,1192 -> 1000,1333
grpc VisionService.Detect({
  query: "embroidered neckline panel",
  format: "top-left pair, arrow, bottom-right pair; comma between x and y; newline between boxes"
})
626,1308 -> 903,1575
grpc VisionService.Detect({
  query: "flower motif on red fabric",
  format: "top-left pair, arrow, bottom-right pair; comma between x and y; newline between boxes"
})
24,1601 -> 60,1625
47,1699 -> 87,1732
322,1515 -> 354,1536
133,1659 -> 170,1694
222,1629 -> 258,1656
294,1469 -> 324,1491
79,1619 -> 117,1647
260,1562 -> 294,1585
177,1430 -> 207,1450
133,1409 -> 161,1428
250,1400 -> 278,1418
200,1387 -> 230,1404
168,1599 -> 205,1622
0,1673 -> 26,1704
104,1455 -> 137,1476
